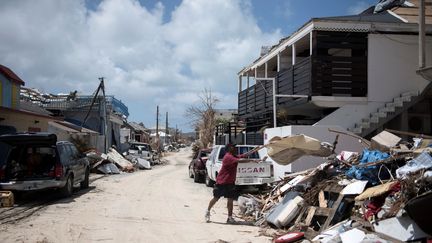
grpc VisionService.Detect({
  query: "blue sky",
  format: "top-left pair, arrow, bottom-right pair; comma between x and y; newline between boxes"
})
1,0 -> 377,132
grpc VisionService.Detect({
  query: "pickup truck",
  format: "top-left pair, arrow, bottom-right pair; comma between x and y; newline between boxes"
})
205,145 -> 274,187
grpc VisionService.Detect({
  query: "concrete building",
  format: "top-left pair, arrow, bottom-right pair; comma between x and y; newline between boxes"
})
236,1 -> 432,175
237,1 -> 432,144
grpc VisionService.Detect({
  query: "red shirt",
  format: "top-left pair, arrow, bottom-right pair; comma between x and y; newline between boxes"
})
216,152 -> 246,185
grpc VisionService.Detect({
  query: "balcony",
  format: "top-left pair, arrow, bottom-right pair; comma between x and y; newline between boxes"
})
238,55 -> 367,117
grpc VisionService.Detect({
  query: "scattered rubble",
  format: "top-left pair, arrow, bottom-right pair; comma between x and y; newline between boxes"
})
238,130 -> 432,242
86,146 -> 159,175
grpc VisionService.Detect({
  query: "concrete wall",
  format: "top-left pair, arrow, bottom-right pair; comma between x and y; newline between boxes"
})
0,109 -> 51,132
47,125 -> 99,150
368,34 -> 432,102
315,103 -> 383,129
264,125 -> 364,180
315,34 -> 432,130
64,110 -> 101,133
63,110 -> 123,152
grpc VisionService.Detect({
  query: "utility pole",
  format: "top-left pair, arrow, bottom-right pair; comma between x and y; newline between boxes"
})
100,77 -> 108,153
156,105 -> 159,135
80,77 -> 108,153
156,105 -> 159,149
165,112 -> 169,144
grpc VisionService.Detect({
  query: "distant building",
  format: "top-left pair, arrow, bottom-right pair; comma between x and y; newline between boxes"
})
125,122 -> 150,143
20,85 -> 128,152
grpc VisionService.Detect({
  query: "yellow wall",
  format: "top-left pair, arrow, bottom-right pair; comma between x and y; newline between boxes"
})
0,109 -> 52,132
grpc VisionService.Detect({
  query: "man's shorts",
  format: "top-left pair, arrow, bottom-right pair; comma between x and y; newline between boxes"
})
213,184 -> 238,199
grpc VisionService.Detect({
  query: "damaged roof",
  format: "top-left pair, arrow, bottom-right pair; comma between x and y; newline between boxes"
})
127,122 -> 149,133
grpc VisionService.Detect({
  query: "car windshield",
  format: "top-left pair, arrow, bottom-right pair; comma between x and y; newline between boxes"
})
218,146 -> 259,160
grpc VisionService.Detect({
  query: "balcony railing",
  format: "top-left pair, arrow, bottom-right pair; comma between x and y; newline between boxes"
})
238,55 -> 367,117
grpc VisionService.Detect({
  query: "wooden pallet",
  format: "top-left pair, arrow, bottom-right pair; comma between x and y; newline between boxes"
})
293,184 -> 345,233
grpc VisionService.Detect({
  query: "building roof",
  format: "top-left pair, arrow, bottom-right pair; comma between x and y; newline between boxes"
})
0,106 -> 58,120
19,100 -> 53,116
48,121 -> 99,134
0,65 -> 25,85
128,122 -> 149,133
317,8 -> 403,23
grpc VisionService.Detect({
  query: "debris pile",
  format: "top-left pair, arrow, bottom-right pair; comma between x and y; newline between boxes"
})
239,130 -> 432,242
86,147 -> 155,174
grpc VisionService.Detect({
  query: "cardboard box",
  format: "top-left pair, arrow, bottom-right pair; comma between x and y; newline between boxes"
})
371,131 -> 402,152
0,191 -> 14,207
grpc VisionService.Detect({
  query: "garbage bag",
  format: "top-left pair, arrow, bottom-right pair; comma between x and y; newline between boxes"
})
345,149 -> 390,185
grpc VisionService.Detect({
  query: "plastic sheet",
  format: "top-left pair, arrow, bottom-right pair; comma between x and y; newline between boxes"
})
396,152 -> 432,179
345,149 -> 390,185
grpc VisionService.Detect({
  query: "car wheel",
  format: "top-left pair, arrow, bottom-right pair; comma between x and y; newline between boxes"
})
205,174 -> 215,187
188,166 -> 194,178
60,175 -> 73,198
80,168 -> 90,189
193,172 -> 200,183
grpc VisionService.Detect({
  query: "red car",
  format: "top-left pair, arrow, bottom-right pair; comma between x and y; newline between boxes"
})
188,148 -> 211,183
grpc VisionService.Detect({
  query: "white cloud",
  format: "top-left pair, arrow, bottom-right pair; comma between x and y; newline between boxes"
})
0,0 -> 282,130
347,1 -> 370,15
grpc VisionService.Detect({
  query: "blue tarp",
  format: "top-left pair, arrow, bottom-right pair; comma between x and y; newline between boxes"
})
345,149 -> 390,185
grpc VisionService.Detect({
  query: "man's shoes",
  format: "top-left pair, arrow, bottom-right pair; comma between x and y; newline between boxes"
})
226,216 -> 236,224
205,210 -> 211,223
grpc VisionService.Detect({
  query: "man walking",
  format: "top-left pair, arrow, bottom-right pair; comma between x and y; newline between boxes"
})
205,144 -> 264,223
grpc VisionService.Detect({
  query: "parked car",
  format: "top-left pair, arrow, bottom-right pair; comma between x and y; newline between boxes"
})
205,145 -> 274,187
188,148 -> 212,183
127,142 -> 154,163
164,144 -> 179,152
0,133 -> 90,197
